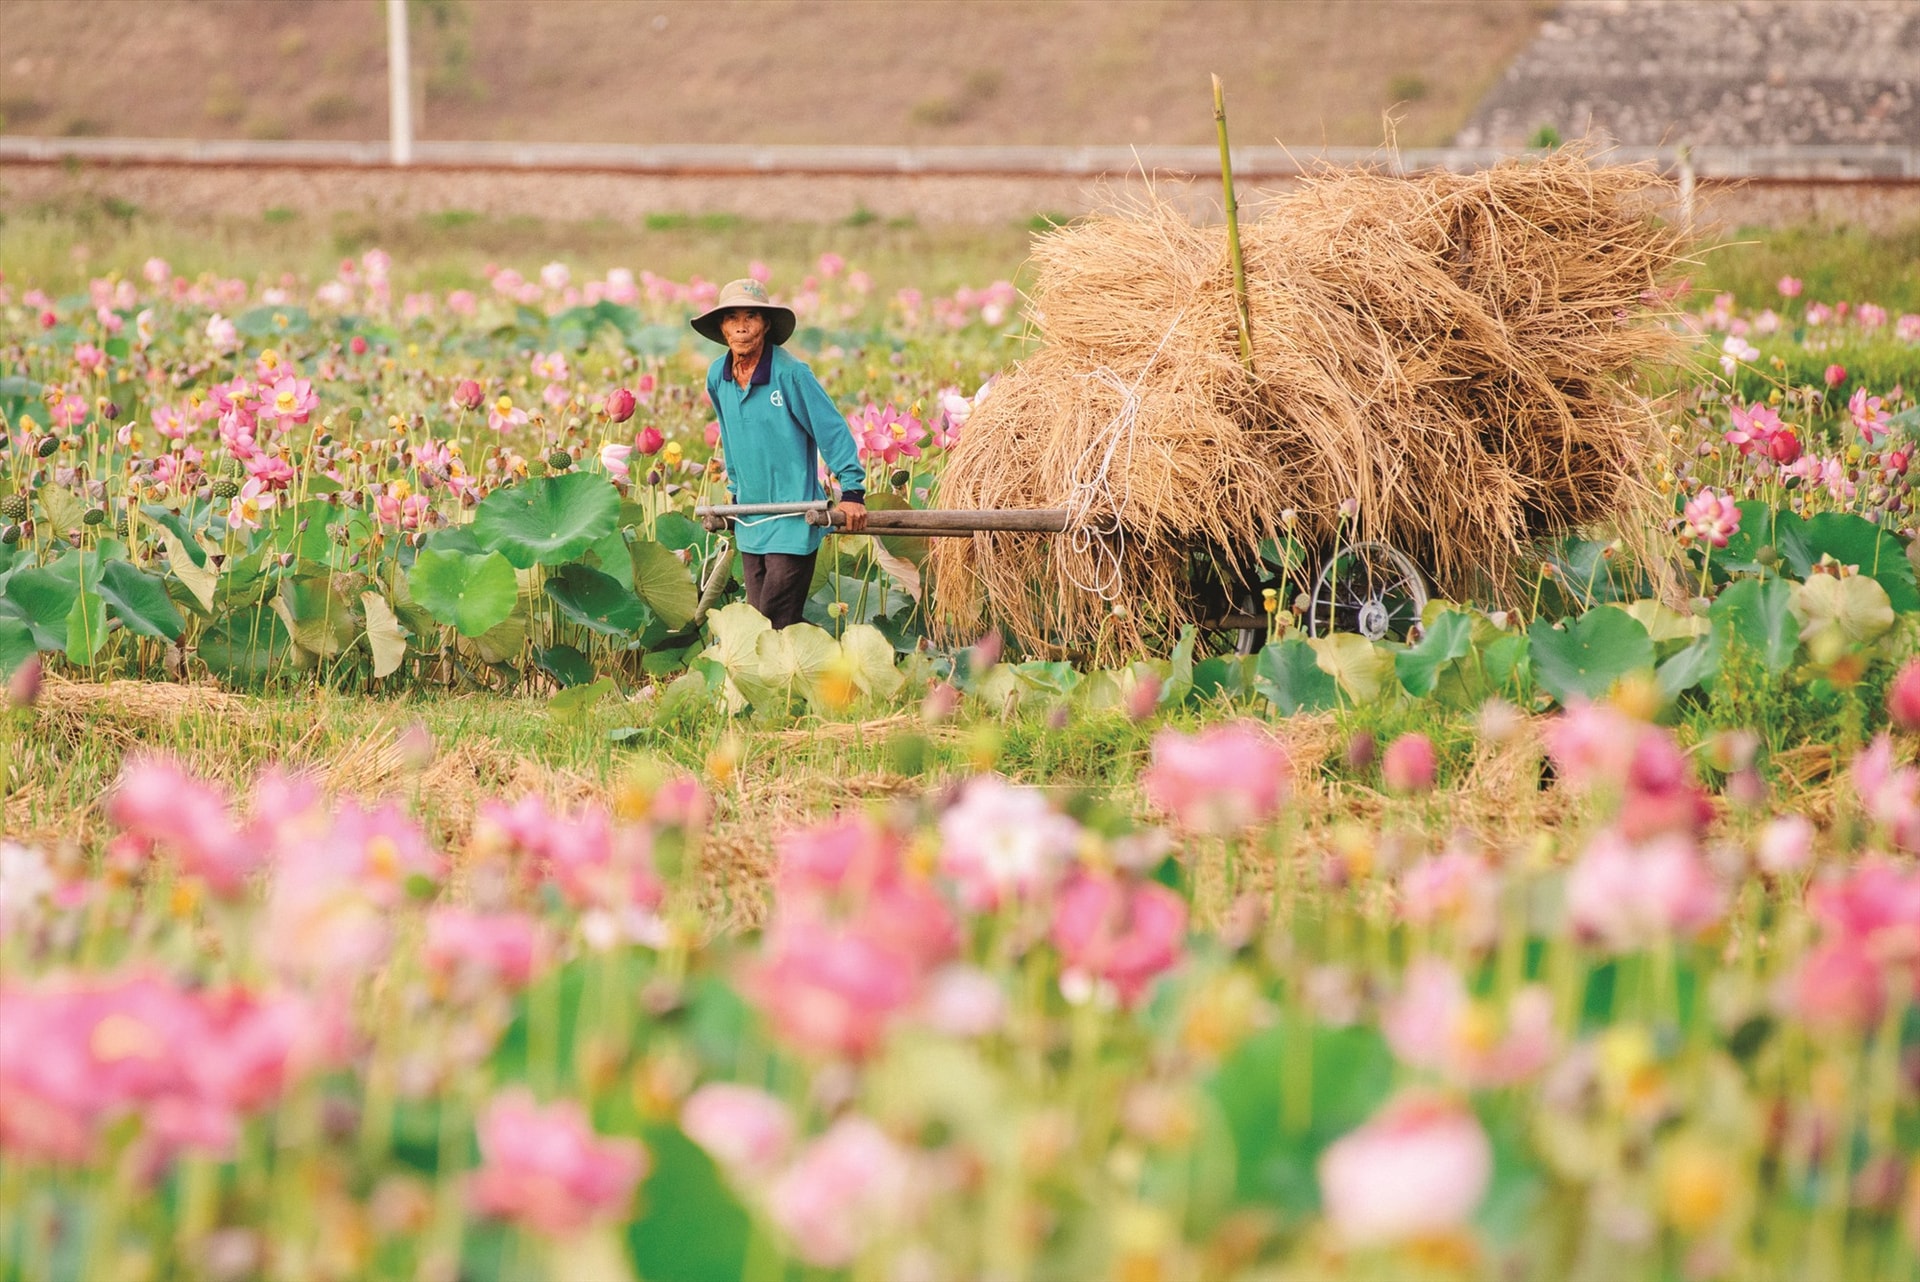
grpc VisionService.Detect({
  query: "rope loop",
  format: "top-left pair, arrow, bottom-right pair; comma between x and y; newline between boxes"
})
1060,312 -> 1185,600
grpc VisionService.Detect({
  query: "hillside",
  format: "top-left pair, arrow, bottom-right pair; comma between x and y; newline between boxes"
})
0,0 -> 1545,149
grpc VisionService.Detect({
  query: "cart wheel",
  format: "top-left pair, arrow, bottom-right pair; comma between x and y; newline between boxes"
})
1234,588 -> 1267,656
1306,541 -> 1429,641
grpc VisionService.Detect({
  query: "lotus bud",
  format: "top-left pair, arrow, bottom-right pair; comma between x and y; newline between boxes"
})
1887,658 -> 1920,732
636,426 -> 665,456
8,654 -> 41,708
1381,732 -> 1436,795
605,387 -> 638,423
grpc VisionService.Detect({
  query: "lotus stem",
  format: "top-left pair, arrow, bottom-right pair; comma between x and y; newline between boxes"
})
1213,74 -> 1255,377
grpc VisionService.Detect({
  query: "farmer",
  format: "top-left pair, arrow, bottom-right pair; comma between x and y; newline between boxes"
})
692,277 -> 867,629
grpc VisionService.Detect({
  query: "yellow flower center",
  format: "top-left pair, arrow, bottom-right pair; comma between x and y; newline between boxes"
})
91,1013 -> 165,1063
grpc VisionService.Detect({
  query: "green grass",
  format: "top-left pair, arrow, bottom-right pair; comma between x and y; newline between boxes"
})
0,200 -> 1035,299
8,199 -> 1917,316
1695,220 -> 1920,312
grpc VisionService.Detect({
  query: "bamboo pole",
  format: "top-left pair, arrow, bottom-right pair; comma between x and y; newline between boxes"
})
1213,73 -> 1255,375
807,508 -> 1070,535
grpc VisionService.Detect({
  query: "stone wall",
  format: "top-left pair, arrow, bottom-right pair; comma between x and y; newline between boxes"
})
1458,0 -> 1920,148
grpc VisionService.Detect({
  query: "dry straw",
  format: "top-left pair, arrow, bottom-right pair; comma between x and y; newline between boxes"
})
930,151 -> 1693,657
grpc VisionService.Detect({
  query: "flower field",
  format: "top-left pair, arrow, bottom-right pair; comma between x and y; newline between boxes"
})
6,239 -> 1920,1281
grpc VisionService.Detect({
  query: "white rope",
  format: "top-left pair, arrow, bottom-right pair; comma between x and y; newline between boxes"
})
729,512 -> 810,530
1061,312 -> 1185,600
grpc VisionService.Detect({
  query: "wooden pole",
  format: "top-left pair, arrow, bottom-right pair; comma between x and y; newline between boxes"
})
807,508 -> 1071,535
387,0 -> 413,167
1213,74 -> 1254,375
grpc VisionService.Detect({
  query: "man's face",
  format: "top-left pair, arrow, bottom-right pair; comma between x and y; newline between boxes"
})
722,308 -> 768,357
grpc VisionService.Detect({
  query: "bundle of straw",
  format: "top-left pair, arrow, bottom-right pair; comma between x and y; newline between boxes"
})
931,151 -> 1690,657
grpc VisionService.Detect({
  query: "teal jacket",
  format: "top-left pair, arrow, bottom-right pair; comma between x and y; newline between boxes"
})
707,345 -> 867,555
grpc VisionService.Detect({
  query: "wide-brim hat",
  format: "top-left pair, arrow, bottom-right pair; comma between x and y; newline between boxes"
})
690,277 -> 797,347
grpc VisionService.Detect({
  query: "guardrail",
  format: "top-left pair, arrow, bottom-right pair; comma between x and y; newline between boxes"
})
3,136 -> 1916,181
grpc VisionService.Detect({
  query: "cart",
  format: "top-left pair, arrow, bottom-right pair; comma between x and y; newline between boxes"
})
694,500 -> 1429,653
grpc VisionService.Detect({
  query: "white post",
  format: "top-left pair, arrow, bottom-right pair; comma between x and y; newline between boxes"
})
387,0 -> 413,166
1677,143 -> 1694,228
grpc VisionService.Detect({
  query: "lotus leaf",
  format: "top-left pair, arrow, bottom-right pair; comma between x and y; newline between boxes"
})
1527,606 -> 1653,704
473,472 -> 621,568
409,548 -> 519,638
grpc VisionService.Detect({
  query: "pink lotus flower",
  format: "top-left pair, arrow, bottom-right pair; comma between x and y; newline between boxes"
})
936,775 -> 1082,909
680,1083 -> 795,1183
636,425 -> 665,456
1383,960 -> 1556,1088
225,477 -> 276,532
477,795 -> 662,913
423,908 -> 545,994
1824,362 -> 1848,387
1777,275 -> 1802,298
1889,659 -> 1920,732
48,393 -> 87,429
1858,302 -> 1889,330
768,1117 -> 912,1267
1724,402 -> 1784,456
205,314 -> 239,354
747,913 -> 922,1058
538,262 -> 570,292
1850,734 -> 1920,852
72,343 -> 105,373
1565,829 -> 1724,951
530,350 -> 569,383
143,257 -> 171,286
1051,872 -> 1187,1007
107,758 -> 263,896
1719,334 -> 1759,375
486,396 -> 528,433
1381,732 -> 1437,795
1398,850 -> 1499,943
150,403 -> 190,440
604,387 -> 637,423
0,973 -> 322,1166
1141,722 -> 1289,833
1791,938 -> 1885,1034
451,379 -> 486,411
1851,387 -> 1891,444
1318,1090 -> 1491,1247
1755,814 -> 1815,875
1767,428 -> 1802,465
1684,488 -> 1740,548
598,441 -> 633,482
915,964 -> 1008,1037
470,1088 -> 647,1236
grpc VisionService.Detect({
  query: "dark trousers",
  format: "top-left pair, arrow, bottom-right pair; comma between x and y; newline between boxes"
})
742,550 -> 817,629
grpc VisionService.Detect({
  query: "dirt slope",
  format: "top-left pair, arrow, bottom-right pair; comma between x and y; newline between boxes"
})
0,0 -> 1543,148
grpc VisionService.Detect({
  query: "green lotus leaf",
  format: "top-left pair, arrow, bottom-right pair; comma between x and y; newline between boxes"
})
629,539 -> 698,631
839,623 -> 904,701
1254,637 -> 1338,714
360,591 -> 409,679
0,616 -> 35,676
1790,572 -> 1895,662
1707,577 -> 1797,675
1309,633 -> 1393,704
473,471 -> 621,568
197,605 -> 291,684
65,587 -> 108,664
409,548 -> 518,638
546,562 -> 649,637
1527,606 -> 1653,705
98,560 -> 184,640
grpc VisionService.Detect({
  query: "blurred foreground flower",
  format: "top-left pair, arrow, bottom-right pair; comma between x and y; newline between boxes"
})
470,1088 -> 646,1236
1142,722 -> 1289,833
1318,1090 -> 1491,1248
